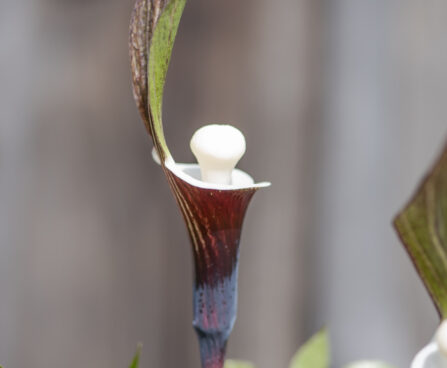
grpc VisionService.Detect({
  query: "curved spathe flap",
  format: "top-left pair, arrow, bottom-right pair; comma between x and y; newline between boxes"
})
130,0 -> 186,161
131,0 -> 269,191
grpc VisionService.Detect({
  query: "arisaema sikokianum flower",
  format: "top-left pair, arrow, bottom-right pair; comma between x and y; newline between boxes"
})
394,142 -> 447,368
129,1 -> 269,367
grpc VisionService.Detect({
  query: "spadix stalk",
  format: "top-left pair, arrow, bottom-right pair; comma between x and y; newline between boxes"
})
190,124 -> 246,185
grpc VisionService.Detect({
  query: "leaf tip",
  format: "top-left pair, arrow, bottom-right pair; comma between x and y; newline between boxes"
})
129,343 -> 142,368
392,141 -> 447,318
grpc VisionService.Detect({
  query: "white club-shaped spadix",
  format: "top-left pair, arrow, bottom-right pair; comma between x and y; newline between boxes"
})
190,124 -> 246,185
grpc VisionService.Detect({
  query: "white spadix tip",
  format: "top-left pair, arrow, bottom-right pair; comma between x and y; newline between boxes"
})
190,124 -> 246,185
436,320 -> 447,357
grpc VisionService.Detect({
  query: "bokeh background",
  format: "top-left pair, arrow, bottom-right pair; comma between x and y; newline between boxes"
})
1,0 -> 447,367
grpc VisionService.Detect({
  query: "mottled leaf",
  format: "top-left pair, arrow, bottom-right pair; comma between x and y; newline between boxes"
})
129,344 -> 142,368
130,0 -> 166,133
394,143 -> 447,317
289,329 -> 329,368
130,0 -> 186,160
344,361 -> 396,368
148,0 -> 185,158
224,360 -> 255,368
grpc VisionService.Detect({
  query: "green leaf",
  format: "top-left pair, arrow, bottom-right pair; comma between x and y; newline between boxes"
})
129,344 -> 142,368
344,361 -> 396,368
394,143 -> 447,318
224,360 -> 255,368
130,0 -> 186,161
148,0 -> 186,158
289,329 -> 329,368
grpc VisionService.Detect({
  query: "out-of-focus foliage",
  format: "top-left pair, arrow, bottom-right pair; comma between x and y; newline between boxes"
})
128,334 -> 396,368
224,360 -> 255,368
129,345 -> 141,368
289,329 -> 329,368
394,143 -> 447,318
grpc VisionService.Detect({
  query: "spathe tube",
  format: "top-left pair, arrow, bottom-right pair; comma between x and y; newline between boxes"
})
164,161 -> 268,367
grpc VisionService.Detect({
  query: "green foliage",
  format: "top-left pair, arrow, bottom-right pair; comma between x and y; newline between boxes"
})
344,361 -> 396,368
394,143 -> 447,318
224,360 -> 255,368
129,344 -> 142,368
289,329 -> 329,368
148,0 -> 186,157
126,334 -> 396,368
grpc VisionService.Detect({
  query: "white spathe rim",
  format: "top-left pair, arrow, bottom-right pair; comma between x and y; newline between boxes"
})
411,342 -> 447,368
165,159 -> 271,190
152,147 -> 270,190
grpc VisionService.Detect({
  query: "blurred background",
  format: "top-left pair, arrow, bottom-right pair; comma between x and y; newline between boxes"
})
1,0 -> 447,367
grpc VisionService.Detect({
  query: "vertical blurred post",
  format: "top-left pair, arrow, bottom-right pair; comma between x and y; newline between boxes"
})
237,0 -> 323,367
0,0 -> 38,365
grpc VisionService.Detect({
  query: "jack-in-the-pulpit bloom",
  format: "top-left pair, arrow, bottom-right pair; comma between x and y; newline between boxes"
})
129,1 -> 270,367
